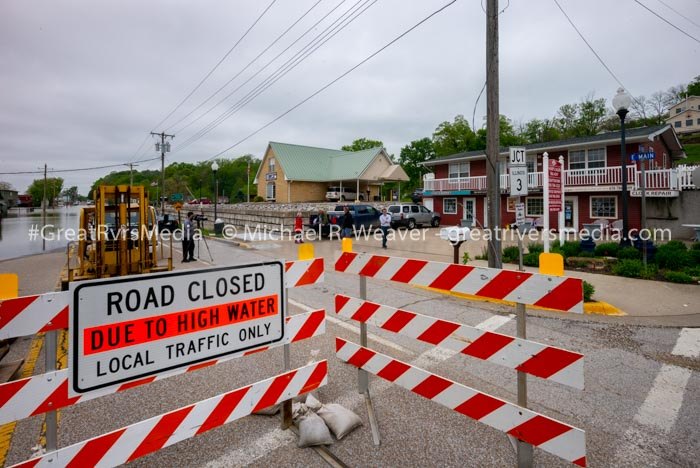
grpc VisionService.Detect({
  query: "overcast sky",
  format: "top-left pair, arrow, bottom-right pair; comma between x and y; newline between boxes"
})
1,0 -> 698,194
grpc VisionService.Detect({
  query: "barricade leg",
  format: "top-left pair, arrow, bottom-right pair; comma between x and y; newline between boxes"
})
281,292 -> 293,429
359,274 -> 380,446
44,330 -> 57,452
515,302 -> 533,467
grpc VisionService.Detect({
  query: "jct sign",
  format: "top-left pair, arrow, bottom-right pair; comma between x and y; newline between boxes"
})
69,262 -> 285,394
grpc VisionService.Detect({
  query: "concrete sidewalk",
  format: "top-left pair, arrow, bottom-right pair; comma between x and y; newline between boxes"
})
235,226 -> 700,327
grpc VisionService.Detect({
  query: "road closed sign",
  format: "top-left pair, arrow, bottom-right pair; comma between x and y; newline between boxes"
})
69,261 -> 285,394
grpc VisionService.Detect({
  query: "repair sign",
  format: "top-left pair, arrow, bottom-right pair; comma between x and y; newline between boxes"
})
69,261 -> 285,394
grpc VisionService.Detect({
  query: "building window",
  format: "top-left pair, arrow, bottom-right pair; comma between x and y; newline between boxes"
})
448,162 -> 469,179
443,198 -> 457,214
590,196 -> 617,218
268,157 -> 276,173
527,157 -> 536,174
676,108 -> 681,114
675,121 -> 682,128
526,197 -> 543,216
697,119 -> 700,125
568,148 -> 606,170
266,182 -> 276,200
686,119 -> 693,127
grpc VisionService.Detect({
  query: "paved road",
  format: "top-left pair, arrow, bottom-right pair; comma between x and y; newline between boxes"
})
4,238 -> 700,467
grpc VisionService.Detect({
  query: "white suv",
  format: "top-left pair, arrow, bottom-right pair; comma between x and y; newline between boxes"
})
325,187 -> 360,201
387,203 -> 440,229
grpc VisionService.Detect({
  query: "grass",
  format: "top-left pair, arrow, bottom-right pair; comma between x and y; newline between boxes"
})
679,143 -> 700,165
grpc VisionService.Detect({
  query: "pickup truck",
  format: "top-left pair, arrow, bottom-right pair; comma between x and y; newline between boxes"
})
308,204 -> 380,237
388,203 -> 440,229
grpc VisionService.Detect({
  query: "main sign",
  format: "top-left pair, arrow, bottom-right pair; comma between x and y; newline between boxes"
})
631,151 -> 655,161
69,262 -> 285,394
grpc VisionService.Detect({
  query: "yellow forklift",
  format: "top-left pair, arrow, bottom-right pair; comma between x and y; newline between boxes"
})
62,185 -> 172,288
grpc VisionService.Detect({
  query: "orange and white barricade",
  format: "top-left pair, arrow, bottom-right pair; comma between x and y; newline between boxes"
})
334,250 -> 587,467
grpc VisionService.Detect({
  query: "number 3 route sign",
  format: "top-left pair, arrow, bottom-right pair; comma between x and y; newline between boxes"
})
69,261 -> 285,394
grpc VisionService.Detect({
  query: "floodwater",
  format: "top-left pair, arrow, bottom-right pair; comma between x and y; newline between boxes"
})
0,206 -> 80,261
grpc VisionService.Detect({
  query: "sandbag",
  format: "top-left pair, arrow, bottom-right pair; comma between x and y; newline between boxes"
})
253,403 -> 280,416
296,411 -> 334,447
317,404 -> 363,440
305,393 -> 323,412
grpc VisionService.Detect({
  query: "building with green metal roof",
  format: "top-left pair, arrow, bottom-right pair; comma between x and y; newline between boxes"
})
254,142 -> 408,202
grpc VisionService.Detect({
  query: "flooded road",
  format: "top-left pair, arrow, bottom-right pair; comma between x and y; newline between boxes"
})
0,206 -> 80,261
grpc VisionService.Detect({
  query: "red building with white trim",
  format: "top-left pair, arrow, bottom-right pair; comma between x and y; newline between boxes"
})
421,125 -> 690,231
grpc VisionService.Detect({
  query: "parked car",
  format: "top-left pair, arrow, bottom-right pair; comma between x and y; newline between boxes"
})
411,188 -> 424,203
189,198 -> 211,205
388,203 -> 440,229
309,204 -> 380,237
325,187 -> 362,202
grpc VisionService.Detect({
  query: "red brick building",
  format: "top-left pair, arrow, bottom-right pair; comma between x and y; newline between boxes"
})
421,125 -> 689,231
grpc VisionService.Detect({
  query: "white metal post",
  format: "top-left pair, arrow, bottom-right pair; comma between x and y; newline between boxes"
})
543,152 -> 550,252
558,155 -> 566,245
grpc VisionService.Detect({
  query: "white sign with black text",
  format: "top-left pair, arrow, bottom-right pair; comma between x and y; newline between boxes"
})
69,262 -> 285,394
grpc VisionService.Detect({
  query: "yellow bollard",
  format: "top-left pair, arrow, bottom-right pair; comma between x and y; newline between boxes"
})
342,237 -> 353,253
298,243 -> 314,260
539,253 -> 564,276
0,273 -> 18,300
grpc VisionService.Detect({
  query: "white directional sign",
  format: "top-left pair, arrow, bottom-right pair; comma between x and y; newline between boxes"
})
509,146 -> 527,166
69,262 -> 285,394
515,202 -> 525,225
509,166 -> 528,196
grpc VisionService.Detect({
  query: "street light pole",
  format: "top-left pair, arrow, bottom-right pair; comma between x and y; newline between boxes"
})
212,161 -> 219,223
613,88 -> 632,247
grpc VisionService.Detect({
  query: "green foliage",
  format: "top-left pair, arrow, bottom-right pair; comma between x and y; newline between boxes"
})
613,259 -> 657,279
502,246 -> 520,263
527,243 -> 543,254
341,138 -> 384,152
692,242 -> 700,250
560,241 -> 582,258
594,242 -> 619,257
26,177 -> 64,207
618,247 -> 641,260
683,266 -> 700,277
399,138 -> 435,190
253,195 -> 265,202
461,252 -> 471,264
523,252 -> 540,267
61,186 -> 79,204
655,241 -> 691,271
689,249 -> 700,265
583,281 -> 595,302
432,115 -> 480,156
687,75 -> 700,97
475,246 -> 488,261
678,143 -> 700,165
578,251 -> 595,257
664,271 -> 694,284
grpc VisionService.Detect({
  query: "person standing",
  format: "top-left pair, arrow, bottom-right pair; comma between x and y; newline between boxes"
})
341,206 -> 354,239
379,208 -> 392,249
182,211 -> 195,262
294,211 -> 304,244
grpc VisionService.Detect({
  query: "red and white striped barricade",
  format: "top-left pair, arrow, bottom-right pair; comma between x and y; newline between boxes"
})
12,360 -> 327,468
335,252 -> 584,313
334,251 -> 586,466
336,339 -> 585,466
335,294 -> 583,390
0,258 -> 323,340
7,258 -> 327,466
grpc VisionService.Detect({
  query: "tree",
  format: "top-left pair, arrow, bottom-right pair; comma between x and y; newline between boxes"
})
664,84 -> 687,107
432,115 -> 479,156
26,177 -> 63,207
399,138 -> 435,189
62,186 -> 79,204
341,138 -> 384,152
649,91 -> 668,125
0,181 -> 14,191
556,103 -> 578,137
519,118 -> 561,144
577,97 -> 607,136
687,75 -> 700,97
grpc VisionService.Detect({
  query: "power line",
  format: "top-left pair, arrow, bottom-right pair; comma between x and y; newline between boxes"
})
0,156 -> 161,175
552,0 -> 630,92
163,0 -> 326,133
633,0 -> 700,43
173,0 -> 376,154
205,0 -> 458,162
655,0 -> 700,29
149,0 -> 278,132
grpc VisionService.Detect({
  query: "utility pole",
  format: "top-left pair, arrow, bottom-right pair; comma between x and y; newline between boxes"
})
125,162 -> 139,186
42,163 -> 47,251
151,131 -> 174,213
486,0 -> 501,268
247,161 -> 251,203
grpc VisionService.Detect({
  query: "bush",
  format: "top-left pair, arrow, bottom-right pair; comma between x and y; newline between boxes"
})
502,246 -> 520,263
583,281 -> 595,302
612,259 -> 657,279
523,252 -> 540,267
462,252 -> 471,264
595,242 -> 619,257
617,246 -> 641,260
691,242 -> 700,251
684,266 -> 700,277
560,241 -> 582,258
527,243 -> 544,255
253,195 -> 265,202
578,251 -> 595,258
655,242 -> 691,270
664,271 -> 694,284
689,249 -> 700,265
